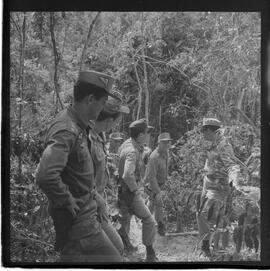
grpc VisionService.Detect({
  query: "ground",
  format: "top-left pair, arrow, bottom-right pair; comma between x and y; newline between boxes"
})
123,216 -> 210,262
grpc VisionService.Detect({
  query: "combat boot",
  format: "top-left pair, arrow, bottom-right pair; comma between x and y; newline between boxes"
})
157,222 -> 166,236
201,240 -> 211,257
118,231 -> 137,253
145,245 -> 159,262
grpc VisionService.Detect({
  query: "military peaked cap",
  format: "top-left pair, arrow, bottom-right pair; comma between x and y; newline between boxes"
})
202,117 -> 221,127
129,118 -> 154,134
78,70 -> 120,101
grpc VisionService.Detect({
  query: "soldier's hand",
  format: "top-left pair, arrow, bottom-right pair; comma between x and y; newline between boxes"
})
67,198 -> 84,218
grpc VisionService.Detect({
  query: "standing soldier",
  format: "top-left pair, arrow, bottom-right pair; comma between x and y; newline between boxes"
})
108,132 -> 125,179
197,117 -> 241,257
89,91 -> 130,255
117,119 -> 158,262
35,70 -> 123,262
109,132 -> 125,154
144,132 -> 172,236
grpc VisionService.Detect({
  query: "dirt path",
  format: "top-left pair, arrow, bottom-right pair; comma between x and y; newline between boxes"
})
123,217 -> 209,262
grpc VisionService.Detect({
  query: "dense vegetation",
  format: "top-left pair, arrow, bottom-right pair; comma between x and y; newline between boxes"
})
10,12 -> 260,262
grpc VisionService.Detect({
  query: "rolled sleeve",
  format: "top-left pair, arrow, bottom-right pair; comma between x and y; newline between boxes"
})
35,130 -> 76,207
122,151 -> 138,192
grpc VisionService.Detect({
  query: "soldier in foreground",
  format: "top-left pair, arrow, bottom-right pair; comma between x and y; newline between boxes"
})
89,91 -> 130,255
117,119 -> 158,262
144,132 -> 172,236
36,70 -> 123,262
197,117 -> 241,257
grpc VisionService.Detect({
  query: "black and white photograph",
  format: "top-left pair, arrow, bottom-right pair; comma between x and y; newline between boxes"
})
5,10 -> 265,266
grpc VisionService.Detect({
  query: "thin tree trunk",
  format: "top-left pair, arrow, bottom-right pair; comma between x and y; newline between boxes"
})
61,14 -> 70,96
159,105 -> 162,134
78,12 -> 101,75
236,88 -> 246,122
49,12 -> 63,112
18,12 -> 26,178
141,12 -> 150,125
131,50 -> 143,120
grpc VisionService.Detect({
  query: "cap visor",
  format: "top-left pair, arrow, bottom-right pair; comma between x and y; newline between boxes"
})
119,105 -> 130,114
147,126 -> 154,132
108,92 -> 121,101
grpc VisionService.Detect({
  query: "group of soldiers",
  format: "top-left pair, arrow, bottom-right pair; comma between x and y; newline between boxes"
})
36,69 -> 252,262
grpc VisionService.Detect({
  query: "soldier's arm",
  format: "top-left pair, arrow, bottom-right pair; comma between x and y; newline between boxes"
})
147,156 -> 161,195
36,130 -> 77,208
219,142 -> 240,188
122,151 -> 138,192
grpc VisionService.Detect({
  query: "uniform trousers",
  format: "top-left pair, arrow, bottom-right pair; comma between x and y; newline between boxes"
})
118,189 -> 156,246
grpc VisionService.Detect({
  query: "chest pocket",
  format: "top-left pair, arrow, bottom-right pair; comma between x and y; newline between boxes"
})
157,158 -> 167,184
76,136 -> 92,173
94,144 -> 106,162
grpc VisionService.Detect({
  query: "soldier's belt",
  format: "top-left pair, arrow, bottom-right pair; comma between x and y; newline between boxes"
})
119,177 -> 140,186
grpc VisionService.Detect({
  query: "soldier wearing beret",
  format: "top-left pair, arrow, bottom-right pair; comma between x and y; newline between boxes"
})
89,90 -> 130,256
196,117 -> 241,257
36,70 -> 123,262
117,118 -> 158,262
144,132 -> 172,236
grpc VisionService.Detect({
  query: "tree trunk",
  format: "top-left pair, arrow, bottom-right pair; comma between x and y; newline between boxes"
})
61,14 -> 70,96
78,12 -> 101,75
132,52 -> 143,120
141,12 -> 150,125
49,12 -> 63,113
159,105 -> 162,134
18,12 -> 26,178
236,88 -> 246,122
176,209 -> 183,232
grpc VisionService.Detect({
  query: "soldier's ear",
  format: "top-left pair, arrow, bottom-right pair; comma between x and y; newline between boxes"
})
87,94 -> 95,104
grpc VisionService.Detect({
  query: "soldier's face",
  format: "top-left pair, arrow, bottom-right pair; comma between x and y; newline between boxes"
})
87,95 -> 108,120
137,131 -> 148,144
202,129 -> 214,141
160,140 -> 172,151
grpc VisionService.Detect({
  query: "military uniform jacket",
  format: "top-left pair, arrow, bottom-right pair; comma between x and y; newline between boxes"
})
202,132 -> 240,200
36,106 -> 96,213
145,147 -> 168,195
89,130 -> 110,195
118,138 -> 144,192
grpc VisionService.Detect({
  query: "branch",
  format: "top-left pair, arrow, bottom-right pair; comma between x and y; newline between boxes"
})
130,45 -> 143,120
236,88 -> 246,122
78,12 -> 101,75
11,223 -> 54,249
233,107 -> 260,137
49,12 -> 64,111
10,14 -> 22,38
141,54 -> 210,95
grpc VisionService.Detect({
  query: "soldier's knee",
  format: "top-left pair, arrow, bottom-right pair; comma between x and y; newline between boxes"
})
142,214 -> 155,227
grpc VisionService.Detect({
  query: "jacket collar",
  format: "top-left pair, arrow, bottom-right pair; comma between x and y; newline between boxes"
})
90,128 -> 105,143
67,105 -> 90,131
157,147 -> 167,159
131,138 -> 144,153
